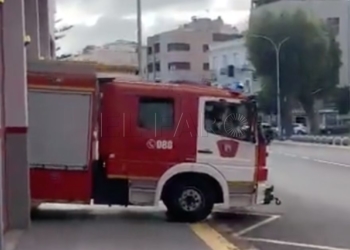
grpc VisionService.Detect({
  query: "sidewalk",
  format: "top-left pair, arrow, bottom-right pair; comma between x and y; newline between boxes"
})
272,140 -> 350,149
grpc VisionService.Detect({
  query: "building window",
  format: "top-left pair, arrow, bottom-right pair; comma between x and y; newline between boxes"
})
326,17 -> 340,35
148,47 -> 153,55
203,44 -> 209,52
154,43 -> 160,53
147,63 -> 153,73
203,63 -> 210,71
155,62 -> 160,72
228,65 -> 235,77
167,43 -> 190,51
138,97 -> 174,130
168,62 -> 191,70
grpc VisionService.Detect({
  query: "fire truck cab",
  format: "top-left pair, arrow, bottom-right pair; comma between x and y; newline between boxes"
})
28,60 -> 277,222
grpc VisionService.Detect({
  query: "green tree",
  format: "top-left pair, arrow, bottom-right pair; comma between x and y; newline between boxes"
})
55,17 -> 74,58
246,10 -> 342,134
257,77 -> 277,115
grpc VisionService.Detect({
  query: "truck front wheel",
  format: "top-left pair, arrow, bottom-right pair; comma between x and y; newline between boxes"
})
165,180 -> 214,223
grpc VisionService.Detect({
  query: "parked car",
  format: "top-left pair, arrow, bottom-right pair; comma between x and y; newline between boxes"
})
293,123 -> 307,135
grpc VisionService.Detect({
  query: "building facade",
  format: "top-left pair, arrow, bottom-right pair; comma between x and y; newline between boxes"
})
147,17 -> 240,83
251,0 -> 350,88
209,38 -> 260,95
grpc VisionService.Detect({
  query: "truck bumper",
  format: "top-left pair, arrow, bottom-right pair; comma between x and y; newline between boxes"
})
256,183 -> 281,205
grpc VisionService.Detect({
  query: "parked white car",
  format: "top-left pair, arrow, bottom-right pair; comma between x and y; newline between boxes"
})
293,123 -> 307,135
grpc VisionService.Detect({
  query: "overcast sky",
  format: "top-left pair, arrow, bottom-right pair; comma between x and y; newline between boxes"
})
55,0 -> 251,54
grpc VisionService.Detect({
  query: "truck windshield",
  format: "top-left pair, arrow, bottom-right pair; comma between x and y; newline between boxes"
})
204,100 -> 253,141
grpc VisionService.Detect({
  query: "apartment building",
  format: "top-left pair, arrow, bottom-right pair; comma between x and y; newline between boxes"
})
209,37 -> 260,95
251,0 -> 350,88
147,17 -> 240,83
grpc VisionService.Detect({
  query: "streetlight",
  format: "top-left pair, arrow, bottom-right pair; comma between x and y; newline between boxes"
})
249,34 -> 289,138
136,0 -> 143,80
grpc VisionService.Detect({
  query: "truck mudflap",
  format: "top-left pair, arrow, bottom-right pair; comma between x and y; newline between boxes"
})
256,184 -> 281,206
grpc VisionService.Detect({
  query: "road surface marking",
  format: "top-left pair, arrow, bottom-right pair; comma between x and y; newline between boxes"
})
273,152 -> 350,169
235,215 -> 281,237
190,223 -> 241,250
313,159 -> 350,168
273,141 -> 350,150
213,208 -> 281,217
242,237 -> 350,250
284,153 -> 297,157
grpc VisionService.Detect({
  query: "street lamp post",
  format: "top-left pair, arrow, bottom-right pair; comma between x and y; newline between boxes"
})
136,0 -> 143,80
249,34 -> 289,138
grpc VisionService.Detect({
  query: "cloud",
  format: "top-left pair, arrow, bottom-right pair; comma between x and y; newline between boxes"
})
55,0 -> 251,54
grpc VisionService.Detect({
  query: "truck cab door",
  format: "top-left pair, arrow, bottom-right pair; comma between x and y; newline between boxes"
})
196,96 -> 257,186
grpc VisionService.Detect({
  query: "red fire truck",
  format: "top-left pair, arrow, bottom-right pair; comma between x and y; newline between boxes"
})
27,60 -> 278,222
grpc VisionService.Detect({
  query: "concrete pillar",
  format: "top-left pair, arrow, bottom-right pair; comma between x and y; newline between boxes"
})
38,0 -> 50,58
25,0 -> 41,59
50,37 -> 56,59
0,6 -> 5,246
3,0 -> 31,230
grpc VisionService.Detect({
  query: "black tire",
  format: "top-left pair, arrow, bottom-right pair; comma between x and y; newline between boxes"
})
164,179 -> 214,223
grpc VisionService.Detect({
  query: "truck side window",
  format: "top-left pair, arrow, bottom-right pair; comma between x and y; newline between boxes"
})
204,101 -> 250,141
138,97 -> 174,130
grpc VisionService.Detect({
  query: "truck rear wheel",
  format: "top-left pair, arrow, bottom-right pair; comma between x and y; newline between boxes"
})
165,180 -> 214,223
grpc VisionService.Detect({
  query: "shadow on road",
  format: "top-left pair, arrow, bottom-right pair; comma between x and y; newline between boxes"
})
212,212 -> 269,231
31,204 -> 168,223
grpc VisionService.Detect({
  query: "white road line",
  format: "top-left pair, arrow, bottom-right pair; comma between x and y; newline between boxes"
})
231,210 -> 281,217
274,152 -> 350,168
283,153 -> 297,157
213,208 -> 281,218
313,159 -> 350,168
242,237 -> 350,250
273,141 -> 350,150
234,215 -> 281,237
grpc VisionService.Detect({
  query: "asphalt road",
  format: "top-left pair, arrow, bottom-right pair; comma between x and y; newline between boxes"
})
12,205 -> 212,250
9,142 -> 350,250
233,142 -> 350,250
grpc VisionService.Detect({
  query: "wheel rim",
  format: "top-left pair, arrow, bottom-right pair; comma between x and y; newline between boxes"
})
178,188 -> 203,212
